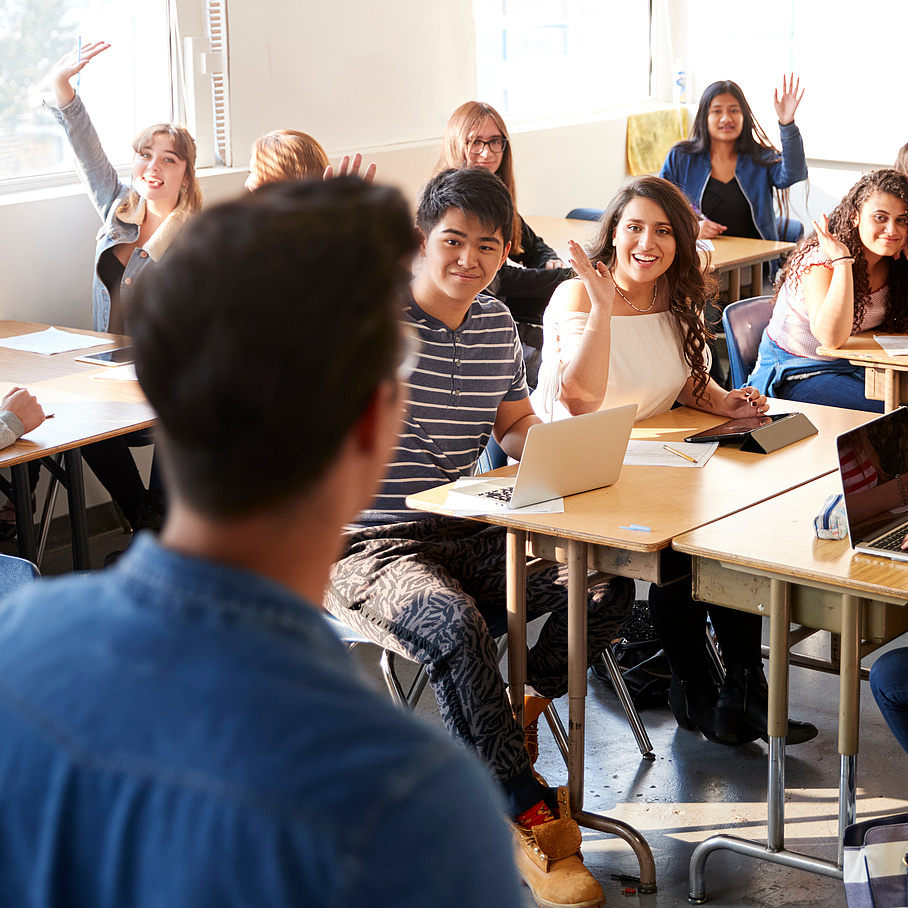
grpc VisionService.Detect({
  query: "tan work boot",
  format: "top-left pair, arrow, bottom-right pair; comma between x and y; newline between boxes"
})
511,787 -> 605,908
523,695 -> 552,765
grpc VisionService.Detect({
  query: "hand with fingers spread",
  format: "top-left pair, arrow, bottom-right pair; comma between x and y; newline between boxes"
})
50,40 -> 111,108
567,239 -> 615,316
813,213 -> 852,263
324,152 -> 377,184
773,73 -> 804,126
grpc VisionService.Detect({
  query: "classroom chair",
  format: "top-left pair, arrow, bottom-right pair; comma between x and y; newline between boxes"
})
566,208 -> 604,222
721,295 -> 775,389
0,552 -> 39,598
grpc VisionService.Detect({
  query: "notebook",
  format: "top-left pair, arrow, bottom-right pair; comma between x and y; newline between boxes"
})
458,404 -> 637,509
837,406 -> 908,562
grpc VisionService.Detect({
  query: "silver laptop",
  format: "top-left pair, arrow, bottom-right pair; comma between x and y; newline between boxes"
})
837,406 -> 908,562
460,404 -> 638,509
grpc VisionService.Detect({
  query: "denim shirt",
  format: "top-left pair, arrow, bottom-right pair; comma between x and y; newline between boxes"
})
47,97 -> 187,332
0,535 -> 522,908
659,121 -> 808,242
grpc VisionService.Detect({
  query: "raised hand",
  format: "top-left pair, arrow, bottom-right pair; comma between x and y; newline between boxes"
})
812,213 -> 852,262
323,152 -> 377,184
773,73 -> 804,126
50,40 -> 111,108
567,239 -> 615,315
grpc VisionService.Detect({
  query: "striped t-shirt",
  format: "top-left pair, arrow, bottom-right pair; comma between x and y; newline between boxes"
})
357,294 -> 528,526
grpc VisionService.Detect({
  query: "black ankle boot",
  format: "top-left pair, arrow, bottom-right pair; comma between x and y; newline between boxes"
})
717,665 -> 817,746
668,675 -> 730,745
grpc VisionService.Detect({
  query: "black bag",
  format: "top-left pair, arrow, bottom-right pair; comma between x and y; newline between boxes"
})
591,600 -> 670,707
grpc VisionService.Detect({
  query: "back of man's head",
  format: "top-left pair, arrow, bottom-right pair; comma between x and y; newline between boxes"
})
132,178 -> 416,517
416,166 -> 514,245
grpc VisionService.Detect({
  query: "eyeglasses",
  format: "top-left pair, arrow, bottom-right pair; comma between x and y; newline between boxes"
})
467,136 -> 507,155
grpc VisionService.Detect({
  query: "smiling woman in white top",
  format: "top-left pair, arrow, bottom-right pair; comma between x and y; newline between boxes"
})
531,175 -> 818,747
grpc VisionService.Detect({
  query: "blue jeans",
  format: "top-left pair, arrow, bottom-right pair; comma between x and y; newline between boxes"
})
775,371 -> 884,413
870,648 -> 908,754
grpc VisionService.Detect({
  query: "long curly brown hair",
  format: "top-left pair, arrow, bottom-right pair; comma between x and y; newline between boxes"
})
774,169 -> 908,333
587,175 -> 718,403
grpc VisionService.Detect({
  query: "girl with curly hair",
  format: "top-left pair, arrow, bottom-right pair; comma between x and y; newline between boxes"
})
531,175 -> 818,747
749,169 -> 908,410
660,76 -> 807,242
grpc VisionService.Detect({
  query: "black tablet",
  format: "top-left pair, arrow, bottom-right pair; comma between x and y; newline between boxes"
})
684,412 -> 799,444
74,346 -> 135,367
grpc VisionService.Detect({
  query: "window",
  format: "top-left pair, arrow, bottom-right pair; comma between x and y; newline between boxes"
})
673,0 -> 907,166
0,0 -> 228,185
473,0 -> 652,121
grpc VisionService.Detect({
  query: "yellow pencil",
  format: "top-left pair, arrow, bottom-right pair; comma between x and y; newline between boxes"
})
663,444 -> 697,464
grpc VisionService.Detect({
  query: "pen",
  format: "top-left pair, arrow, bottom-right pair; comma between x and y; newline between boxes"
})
619,524 -> 651,532
76,36 -> 81,94
664,444 -> 697,464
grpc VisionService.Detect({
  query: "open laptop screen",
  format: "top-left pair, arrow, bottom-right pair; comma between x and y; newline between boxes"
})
837,406 -> 908,549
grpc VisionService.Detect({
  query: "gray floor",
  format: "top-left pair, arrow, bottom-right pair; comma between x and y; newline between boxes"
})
28,517 -> 908,908
350,607 -> 907,908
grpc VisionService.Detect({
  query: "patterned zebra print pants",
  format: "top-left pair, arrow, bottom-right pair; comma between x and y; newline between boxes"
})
326,516 -> 633,788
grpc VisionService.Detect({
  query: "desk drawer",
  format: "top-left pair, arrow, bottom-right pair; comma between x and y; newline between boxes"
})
692,558 -> 908,644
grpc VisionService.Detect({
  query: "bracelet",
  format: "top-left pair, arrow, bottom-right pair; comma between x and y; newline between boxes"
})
898,473 -> 908,508
829,256 -> 855,265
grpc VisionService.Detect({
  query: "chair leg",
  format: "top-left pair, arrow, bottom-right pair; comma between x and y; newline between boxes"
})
598,645 -> 655,760
380,650 -> 410,708
35,454 -> 64,568
704,624 -> 725,684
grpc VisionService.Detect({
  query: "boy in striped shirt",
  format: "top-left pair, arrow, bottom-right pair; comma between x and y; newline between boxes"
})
327,167 -> 631,908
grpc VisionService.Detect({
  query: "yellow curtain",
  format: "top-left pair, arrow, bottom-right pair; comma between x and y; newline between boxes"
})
626,108 -> 689,176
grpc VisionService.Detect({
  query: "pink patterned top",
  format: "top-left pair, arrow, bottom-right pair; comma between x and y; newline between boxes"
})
766,245 -> 889,361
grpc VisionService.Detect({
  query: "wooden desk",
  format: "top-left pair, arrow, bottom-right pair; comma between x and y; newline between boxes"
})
674,473 -> 908,900
816,331 -> 908,411
0,320 -> 155,569
407,399 -> 874,892
525,216 -> 794,304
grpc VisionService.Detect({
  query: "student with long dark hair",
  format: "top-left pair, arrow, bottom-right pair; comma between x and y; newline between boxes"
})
532,175 -> 817,747
660,76 -> 807,242
749,169 -> 908,410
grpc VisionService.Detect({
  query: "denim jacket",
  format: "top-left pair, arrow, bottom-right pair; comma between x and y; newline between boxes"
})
0,535 -> 521,907
659,121 -> 807,242
47,96 -> 189,332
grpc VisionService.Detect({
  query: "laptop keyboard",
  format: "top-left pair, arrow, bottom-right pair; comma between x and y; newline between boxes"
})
871,525 -> 908,552
476,486 -> 514,504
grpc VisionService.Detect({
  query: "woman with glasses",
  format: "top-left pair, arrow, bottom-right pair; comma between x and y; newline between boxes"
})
435,102 -> 573,329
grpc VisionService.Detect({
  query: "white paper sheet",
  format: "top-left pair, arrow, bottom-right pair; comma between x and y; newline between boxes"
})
623,439 -> 717,467
873,335 -> 908,357
696,239 -> 715,251
89,364 -> 138,381
440,478 -> 565,516
0,327 -> 111,355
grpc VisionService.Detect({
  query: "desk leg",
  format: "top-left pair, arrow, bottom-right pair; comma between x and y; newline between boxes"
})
728,268 -> 741,303
10,463 -> 36,564
688,578 -> 841,903
837,594 -> 862,864
564,539 -> 657,892
506,529 -> 527,727
750,263 -> 763,297
884,370 -> 899,413
63,449 -> 90,572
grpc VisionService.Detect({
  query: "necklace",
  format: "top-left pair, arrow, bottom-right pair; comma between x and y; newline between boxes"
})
610,269 -> 657,312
